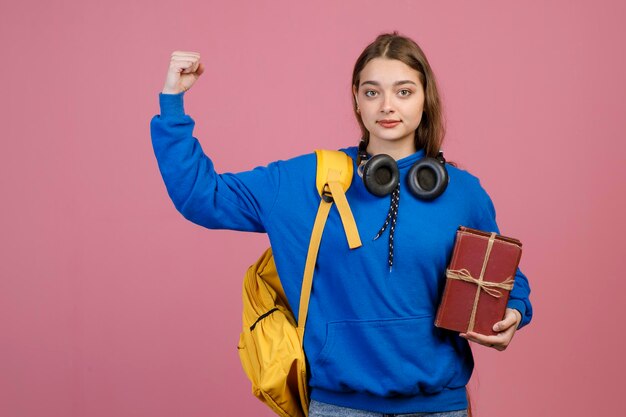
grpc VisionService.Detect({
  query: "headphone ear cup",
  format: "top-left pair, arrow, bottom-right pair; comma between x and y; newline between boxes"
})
362,154 -> 399,197
407,157 -> 449,200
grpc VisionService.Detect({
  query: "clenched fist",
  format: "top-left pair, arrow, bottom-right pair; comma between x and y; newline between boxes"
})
162,51 -> 205,95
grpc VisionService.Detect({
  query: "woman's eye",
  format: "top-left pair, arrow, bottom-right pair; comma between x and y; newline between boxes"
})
364,90 -> 378,98
398,89 -> 412,97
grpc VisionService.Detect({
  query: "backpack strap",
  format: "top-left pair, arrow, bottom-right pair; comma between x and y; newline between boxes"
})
314,149 -> 353,195
297,150 -> 362,341
314,149 -> 361,249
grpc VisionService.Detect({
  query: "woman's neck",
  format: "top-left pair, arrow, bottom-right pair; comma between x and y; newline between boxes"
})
366,138 -> 417,161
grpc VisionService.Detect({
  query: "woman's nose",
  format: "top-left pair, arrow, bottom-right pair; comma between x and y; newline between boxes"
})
380,95 -> 394,113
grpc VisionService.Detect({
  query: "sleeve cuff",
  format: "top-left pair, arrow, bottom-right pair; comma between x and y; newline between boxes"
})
506,299 -> 527,329
158,91 -> 186,118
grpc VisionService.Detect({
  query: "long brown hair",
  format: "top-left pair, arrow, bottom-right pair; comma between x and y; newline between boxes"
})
351,31 -> 447,160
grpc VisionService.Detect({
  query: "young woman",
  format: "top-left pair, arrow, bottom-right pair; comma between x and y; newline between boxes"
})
150,32 -> 533,417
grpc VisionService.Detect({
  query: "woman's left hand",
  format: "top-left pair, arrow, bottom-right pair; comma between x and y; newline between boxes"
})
459,308 -> 522,351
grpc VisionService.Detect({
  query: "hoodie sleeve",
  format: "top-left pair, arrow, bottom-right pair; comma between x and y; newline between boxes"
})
473,180 -> 533,330
149,92 -> 280,233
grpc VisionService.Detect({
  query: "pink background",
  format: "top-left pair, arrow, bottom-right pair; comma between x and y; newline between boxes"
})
1,0 -> 624,416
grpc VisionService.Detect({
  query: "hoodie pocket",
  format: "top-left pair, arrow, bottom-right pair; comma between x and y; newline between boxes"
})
311,315 -> 467,396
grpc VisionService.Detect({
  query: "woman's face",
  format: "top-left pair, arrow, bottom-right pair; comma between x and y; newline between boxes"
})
353,57 -> 425,152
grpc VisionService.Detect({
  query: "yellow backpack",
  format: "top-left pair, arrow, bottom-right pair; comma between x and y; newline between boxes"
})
237,150 -> 362,417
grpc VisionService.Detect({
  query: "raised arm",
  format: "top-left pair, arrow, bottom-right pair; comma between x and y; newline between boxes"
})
150,52 -> 280,232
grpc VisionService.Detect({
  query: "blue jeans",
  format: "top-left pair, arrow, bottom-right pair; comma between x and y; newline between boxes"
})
309,399 -> 468,417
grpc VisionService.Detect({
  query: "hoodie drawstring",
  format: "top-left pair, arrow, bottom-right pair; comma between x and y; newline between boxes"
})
373,184 -> 400,272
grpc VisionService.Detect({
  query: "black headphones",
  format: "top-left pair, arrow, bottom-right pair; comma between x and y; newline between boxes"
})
356,140 -> 449,200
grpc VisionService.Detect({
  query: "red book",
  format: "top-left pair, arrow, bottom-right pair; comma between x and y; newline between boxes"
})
435,226 -> 522,336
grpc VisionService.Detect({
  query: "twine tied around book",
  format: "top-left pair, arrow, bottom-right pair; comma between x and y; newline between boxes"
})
445,269 -> 514,298
445,232 -> 515,332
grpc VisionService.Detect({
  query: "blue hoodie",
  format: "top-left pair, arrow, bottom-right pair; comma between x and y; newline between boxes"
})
150,91 -> 532,414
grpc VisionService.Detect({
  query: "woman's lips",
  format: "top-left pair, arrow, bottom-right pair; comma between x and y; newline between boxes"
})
378,120 -> 401,128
